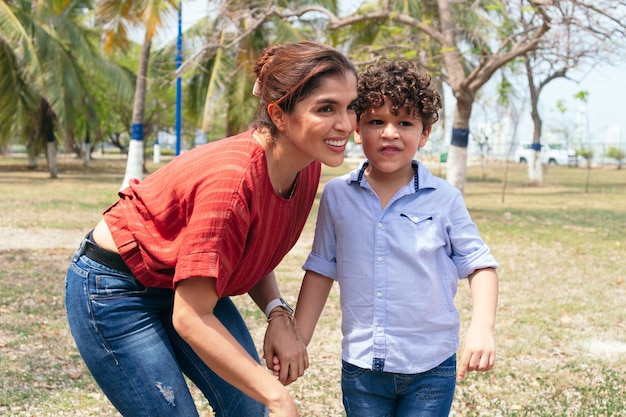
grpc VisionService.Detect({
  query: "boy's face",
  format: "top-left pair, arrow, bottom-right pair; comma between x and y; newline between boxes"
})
357,100 -> 431,175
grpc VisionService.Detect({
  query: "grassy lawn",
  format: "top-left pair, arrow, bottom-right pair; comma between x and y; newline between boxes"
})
1,154 -> 625,416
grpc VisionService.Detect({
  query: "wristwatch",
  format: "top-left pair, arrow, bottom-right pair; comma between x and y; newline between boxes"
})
264,297 -> 294,318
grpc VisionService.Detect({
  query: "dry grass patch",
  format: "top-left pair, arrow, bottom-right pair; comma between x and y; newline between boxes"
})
1,155 -> 625,416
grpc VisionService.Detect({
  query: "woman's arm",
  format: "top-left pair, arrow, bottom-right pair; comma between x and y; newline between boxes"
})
248,271 -> 281,313
173,277 -> 298,416
458,267 -> 499,380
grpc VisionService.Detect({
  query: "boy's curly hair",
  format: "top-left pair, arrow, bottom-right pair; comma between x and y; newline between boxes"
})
355,60 -> 442,128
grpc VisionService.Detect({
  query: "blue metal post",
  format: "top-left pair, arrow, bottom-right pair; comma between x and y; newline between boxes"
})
175,2 -> 182,156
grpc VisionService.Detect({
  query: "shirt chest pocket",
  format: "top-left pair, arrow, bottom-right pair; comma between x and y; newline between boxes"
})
401,213 -> 433,225
392,212 -> 443,255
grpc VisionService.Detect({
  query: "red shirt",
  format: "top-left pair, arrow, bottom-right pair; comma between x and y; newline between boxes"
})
103,130 -> 321,297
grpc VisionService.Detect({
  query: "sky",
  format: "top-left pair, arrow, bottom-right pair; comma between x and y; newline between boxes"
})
159,0 -> 626,150
539,65 -> 626,146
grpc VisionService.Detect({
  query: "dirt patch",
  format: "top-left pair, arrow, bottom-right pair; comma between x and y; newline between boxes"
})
0,227 -> 85,250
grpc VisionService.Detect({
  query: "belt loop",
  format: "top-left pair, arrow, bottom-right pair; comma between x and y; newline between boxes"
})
74,234 -> 88,262
80,230 -> 93,255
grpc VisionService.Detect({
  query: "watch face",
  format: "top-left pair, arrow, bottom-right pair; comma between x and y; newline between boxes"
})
280,298 -> 294,314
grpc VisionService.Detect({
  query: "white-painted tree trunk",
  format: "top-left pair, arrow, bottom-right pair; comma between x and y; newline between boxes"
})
153,143 -> 161,164
27,152 -> 37,169
83,142 -> 91,166
121,140 -> 144,190
528,150 -> 543,183
120,38 -> 151,191
47,141 -> 57,179
445,144 -> 468,193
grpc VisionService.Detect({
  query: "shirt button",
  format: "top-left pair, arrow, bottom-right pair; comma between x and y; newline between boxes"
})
377,222 -> 383,228
376,292 -> 382,297
377,256 -> 383,262
376,326 -> 382,332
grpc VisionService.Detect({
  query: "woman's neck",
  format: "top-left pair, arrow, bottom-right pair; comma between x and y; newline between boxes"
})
254,129 -> 302,198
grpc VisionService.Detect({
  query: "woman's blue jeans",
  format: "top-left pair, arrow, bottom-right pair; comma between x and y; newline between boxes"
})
65,237 -> 266,417
341,355 -> 457,417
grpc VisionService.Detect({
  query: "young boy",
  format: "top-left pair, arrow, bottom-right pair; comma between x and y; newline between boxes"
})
294,60 -> 499,416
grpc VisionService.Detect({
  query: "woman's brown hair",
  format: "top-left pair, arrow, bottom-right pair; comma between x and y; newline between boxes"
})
252,41 -> 356,137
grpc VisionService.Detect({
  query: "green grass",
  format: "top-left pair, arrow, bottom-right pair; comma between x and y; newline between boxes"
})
1,154 -> 625,416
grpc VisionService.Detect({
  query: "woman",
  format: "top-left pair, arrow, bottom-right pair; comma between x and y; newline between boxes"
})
65,41 -> 358,417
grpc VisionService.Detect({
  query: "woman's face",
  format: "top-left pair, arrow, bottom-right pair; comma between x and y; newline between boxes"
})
279,72 -> 358,168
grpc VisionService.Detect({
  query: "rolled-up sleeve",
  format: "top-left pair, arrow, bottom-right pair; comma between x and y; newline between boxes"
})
447,193 -> 498,279
302,188 -> 338,280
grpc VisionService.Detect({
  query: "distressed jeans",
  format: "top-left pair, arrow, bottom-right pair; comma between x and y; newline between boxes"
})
341,355 -> 457,417
65,237 -> 266,417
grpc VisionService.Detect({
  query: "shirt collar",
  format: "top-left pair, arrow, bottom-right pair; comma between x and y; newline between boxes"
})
347,160 -> 438,193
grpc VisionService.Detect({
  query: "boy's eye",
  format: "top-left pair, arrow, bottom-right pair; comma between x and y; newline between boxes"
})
370,119 -> 383,125
319,105 -> 334,113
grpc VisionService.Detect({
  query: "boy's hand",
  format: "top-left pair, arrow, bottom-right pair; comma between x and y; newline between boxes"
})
458,323 -> 496,380
271,355 -> 280,377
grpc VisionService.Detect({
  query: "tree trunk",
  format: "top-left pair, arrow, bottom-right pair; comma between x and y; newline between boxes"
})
528,150 -> 543,183
527,62 -> 544,185
445,93 -> 473,193
121,38 -> 152,190
83,139 -> 91,166
26,138 -> 37,169
46,133 -> 57,179
438,0 -> 475,193
82,129 -> 91,166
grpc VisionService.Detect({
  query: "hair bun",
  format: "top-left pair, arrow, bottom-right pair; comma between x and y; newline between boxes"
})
254,44 -> 282,82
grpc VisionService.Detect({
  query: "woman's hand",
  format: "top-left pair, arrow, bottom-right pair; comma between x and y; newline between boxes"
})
173,278 -> 298,410
263,310 -> 308,385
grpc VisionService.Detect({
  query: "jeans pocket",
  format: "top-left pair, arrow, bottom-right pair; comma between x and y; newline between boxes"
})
426,354 -> 457,378
342,360 -> 369,381
92,272 -> 148,300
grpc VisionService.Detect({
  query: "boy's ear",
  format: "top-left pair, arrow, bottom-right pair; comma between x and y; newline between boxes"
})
353,129 -> 362,144
267,103 -> 287,132
419,126 -> 432,148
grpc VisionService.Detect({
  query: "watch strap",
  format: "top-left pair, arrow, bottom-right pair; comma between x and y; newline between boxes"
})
264,297 -> 293,318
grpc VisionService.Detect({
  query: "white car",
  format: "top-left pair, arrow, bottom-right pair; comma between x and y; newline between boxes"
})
515,143 -> 579,166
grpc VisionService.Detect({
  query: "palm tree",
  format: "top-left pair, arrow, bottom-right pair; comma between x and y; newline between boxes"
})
95,0 -> 179,189
183,0 -> 329,139
0,0 -> 132,177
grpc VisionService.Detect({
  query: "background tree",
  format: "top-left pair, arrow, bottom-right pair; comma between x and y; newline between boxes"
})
576,147 -> 594,192
520,0 -> 626,184
265,0 -> 626,192
605,147 -> 625,170
95,0 -> 179,189
181,0 -> 333,140
0,0 -> 132,177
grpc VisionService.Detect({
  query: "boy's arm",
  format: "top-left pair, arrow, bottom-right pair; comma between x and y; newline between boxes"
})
268,270 -> 334,379
295,270 -> 334,346
458,267 -> 499,380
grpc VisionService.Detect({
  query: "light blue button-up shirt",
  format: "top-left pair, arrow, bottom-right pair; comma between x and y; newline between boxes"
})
303,161 -> 498,374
